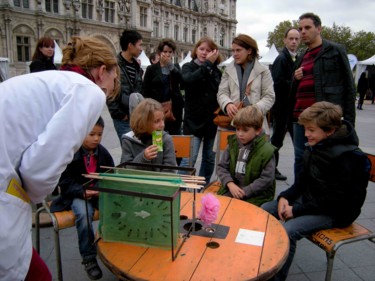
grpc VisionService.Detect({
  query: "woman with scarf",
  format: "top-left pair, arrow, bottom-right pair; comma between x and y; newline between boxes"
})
0,36 -> 119,281
217,34 -> 275,137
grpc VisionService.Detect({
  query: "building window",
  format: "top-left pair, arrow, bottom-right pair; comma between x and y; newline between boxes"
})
164,24 -> 169,38
16,36 -> 30,62
174,25 -> 179,41
192,29 -> 196,43
183,27 -> 188,42
14,0 -> 29,8
140,6 -> 147,27
165,11 -> 169,18
220,28 -> 225,47
104,0 -> 115,23
175,14 -> 178,21
45,0 -> 58,13
153,21 -> 159,37
82,0 -> 93,19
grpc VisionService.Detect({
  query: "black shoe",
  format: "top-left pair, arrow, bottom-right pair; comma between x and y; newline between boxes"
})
275,169 -> 287,181
83,259 -> 103,280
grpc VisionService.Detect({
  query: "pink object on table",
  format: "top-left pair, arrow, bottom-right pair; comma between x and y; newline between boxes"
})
198,193 -> 220,226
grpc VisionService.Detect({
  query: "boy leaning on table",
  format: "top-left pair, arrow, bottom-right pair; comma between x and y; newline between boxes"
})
262,101 -> 371,281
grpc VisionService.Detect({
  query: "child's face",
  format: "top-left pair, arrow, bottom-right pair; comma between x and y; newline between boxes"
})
236,126 -> 262,145
82,125 -> 103,152
151,110 -> 165,132
303,121 -> 334,146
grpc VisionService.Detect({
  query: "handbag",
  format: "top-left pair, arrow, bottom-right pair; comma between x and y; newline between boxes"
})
213,82 -> 252,128
213,101 -> 244,128
162,100 -> 176,122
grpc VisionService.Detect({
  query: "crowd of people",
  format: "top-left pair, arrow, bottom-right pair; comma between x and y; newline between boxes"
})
0,11 -> 372,281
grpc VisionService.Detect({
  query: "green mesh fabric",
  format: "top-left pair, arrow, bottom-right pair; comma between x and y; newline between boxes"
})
98,172 -> 181,249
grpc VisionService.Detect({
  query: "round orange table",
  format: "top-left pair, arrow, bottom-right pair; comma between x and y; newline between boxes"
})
98,192 -> 289,281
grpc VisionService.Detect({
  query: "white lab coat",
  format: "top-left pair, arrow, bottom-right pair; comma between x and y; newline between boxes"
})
0,70 -> 105,280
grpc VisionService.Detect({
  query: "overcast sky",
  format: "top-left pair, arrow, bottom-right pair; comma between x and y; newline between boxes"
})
236,0 -> 375,55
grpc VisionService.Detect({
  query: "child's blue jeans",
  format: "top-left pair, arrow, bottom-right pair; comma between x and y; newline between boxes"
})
71,198 -> 97,262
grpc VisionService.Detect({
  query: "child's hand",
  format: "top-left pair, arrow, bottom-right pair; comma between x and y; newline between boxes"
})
277,197 -> 293,221
84,190 -> 99,199
144,145 -> 159,160
227,182 -> 245,199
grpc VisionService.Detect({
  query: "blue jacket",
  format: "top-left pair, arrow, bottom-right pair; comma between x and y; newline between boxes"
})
50,144 -> 114,212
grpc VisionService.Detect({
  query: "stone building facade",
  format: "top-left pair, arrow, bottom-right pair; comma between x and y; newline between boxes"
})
0,0 -> 237,77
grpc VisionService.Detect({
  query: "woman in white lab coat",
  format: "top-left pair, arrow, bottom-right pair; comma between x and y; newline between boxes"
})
0,36 -> 119,281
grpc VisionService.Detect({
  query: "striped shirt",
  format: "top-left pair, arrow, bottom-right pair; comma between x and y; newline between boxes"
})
124,59 -> 138,86
293,45 -> 322,119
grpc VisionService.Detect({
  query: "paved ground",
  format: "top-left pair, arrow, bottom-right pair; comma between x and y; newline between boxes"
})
33,100 -> 375,281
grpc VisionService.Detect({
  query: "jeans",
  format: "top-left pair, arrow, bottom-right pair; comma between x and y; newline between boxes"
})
293,122 -> 307,177
71,198 -> 98,262
180,135 -> 216,184
261,199 -> 334,281
112,118 -> 131,143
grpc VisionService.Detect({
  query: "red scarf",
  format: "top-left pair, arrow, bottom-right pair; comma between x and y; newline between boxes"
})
60,64 -> 95,83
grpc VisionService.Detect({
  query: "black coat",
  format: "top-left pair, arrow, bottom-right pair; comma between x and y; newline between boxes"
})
107,53 -> 143,120
271,47 -> 295,116
181,60 -> 222,138
29,58 -> 57,72
279,121 -> 369,227
290,40 -> 356,125
143,62 -> 184,122
50,144 -> 114,212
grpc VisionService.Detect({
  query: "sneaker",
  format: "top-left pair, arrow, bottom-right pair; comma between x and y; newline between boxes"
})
275,169 -> 287,181
82,259 -> 103,280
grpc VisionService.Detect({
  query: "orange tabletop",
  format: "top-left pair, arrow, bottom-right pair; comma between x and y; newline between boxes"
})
98,192 -> 289,281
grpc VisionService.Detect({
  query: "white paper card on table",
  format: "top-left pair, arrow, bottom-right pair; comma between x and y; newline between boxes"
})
235,228 -> 265,246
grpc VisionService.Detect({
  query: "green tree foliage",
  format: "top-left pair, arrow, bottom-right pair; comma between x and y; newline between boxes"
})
267,21 -> 375,60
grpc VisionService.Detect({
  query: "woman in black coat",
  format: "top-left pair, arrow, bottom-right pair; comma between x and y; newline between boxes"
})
180,36 -> 222,184
29,37 -> 57,72
142,38 -> 184,135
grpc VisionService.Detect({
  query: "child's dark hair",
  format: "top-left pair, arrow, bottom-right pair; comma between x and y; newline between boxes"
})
96,116 -> 105,128
233,105 -> 263,129
298,101 -> 342,132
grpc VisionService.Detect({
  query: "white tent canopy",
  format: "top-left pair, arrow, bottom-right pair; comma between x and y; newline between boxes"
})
347,54 -> 358,71
259,44 -> 279,66
54,40 -> 63,64
355,55 -> 375,83
137,50 -> 151,71
219,56 -> 233,67
179,51 -> 192,67
0,57 -> 9,82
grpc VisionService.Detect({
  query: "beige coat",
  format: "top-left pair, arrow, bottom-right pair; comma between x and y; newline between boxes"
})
217,59 -> 275,134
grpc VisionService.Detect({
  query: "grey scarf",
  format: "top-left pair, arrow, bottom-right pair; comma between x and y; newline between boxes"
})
235,60 -> 254,105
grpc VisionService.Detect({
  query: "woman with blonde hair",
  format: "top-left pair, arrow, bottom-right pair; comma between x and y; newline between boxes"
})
217,34 -> 275,136
121,98 -> 177,169
0,36 -> 118,281
180,36 -> 222,184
